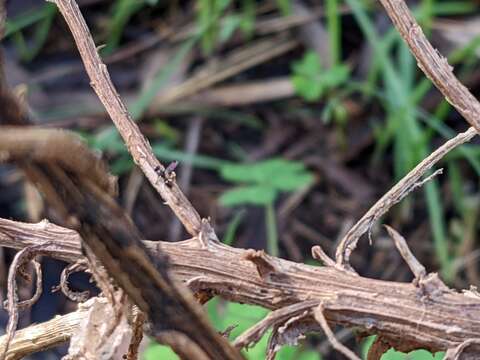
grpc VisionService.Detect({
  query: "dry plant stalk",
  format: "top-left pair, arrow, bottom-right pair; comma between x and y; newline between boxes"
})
47,0 -> 202,236
1,217 -> 480,358
337,0 -> 480,268
0,0 -> 480,358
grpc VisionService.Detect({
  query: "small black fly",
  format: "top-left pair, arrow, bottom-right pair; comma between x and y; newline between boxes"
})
155,161 -> 178,187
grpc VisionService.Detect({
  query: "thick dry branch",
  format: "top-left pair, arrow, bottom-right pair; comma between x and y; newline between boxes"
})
1,218 -> 480,356
378,0 -> 480,133
48,0 -> 202,236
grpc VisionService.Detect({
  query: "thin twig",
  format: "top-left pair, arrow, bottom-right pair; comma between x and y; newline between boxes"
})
313,304 -> 361,360
233,301 -> 318,349
445,339 -> 480,360
16,260 -> 42,311
0,245 -> 47,360
48,0 -> 203,236
336,127 -> 476,268
54,260 -> 90,302
384,225 -> 426,281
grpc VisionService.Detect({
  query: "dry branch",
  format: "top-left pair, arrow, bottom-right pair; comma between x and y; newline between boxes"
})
0,304 -> 88,360
0,0 -> 478,358
48,0 -> 202,236
1,217 -> 480,357
378,0 -> 480,133
337,0 -> 480,270
0,124 -> 242,359
336,127 -> 477,268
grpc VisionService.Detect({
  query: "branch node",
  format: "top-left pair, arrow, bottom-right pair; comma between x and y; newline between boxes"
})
417,273 -> 451,299
197,218 -> 219,248
244,249 -> 280,280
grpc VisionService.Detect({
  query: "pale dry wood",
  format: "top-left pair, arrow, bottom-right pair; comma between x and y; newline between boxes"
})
336,126 -> 477,268
48,0 -> 202,236
314,304 -> 361,360
385,225 -> 426,281
1,218 -> 480,356
0,304 -> 89,360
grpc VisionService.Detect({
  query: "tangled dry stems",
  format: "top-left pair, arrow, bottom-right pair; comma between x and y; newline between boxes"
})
0,0 -> 479,359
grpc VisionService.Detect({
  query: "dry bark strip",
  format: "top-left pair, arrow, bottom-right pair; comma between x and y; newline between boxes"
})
1,218 -> 480,357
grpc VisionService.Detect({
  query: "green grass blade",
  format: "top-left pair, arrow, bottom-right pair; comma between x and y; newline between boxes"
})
265,202 -> 278,257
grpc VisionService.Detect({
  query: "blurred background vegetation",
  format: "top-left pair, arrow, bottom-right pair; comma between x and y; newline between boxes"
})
2,0 -> 480,358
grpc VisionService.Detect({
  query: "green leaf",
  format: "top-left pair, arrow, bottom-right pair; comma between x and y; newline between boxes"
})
381,348 -> 444,359
219,159 -> 313,206
292,76 -> 323,101
219,186 -> 277,206
292,51 -> 322,77
268,171 -> 314,191
290,50 -> 349,102
220,158 -> 307,184
322,64 -> 350,87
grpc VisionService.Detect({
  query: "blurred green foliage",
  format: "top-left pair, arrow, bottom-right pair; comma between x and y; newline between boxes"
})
291,51 -> 349,102
219,158 -> 313,207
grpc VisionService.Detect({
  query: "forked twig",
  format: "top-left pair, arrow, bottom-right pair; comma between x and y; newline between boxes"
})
233,301 -> 318,349
1,217 -> 480,356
